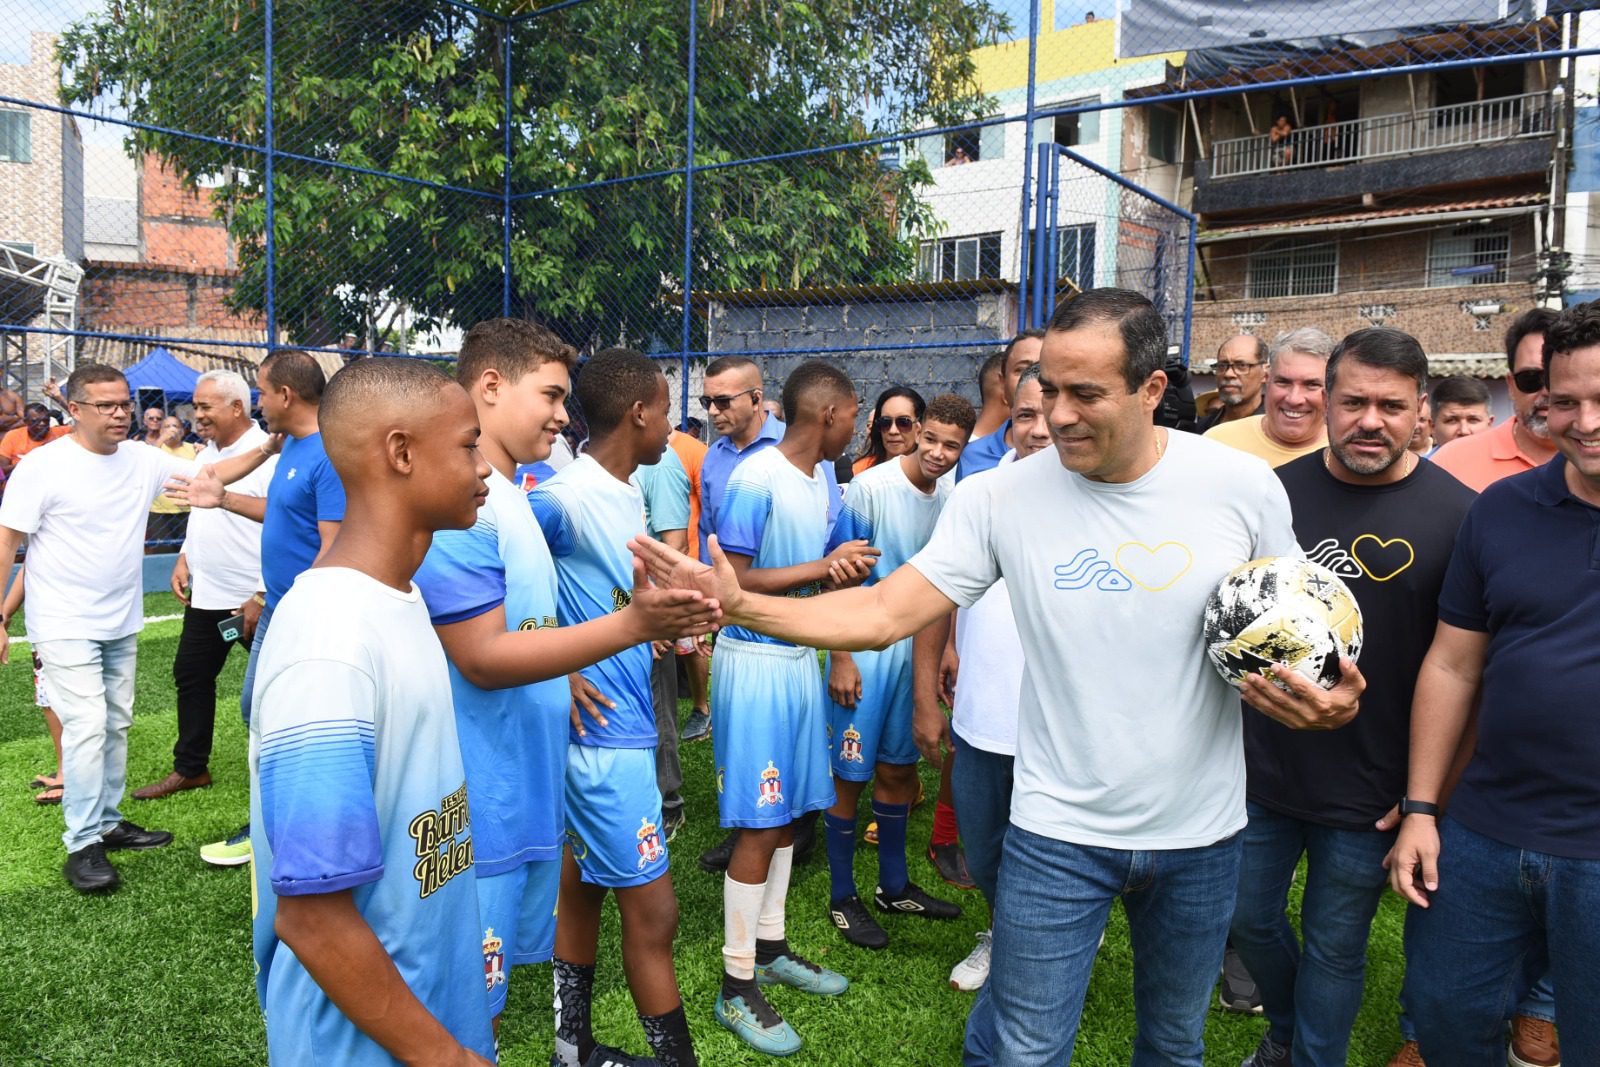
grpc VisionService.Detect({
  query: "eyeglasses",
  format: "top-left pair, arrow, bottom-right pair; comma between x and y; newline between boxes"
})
1511,368 -> 1547,394
78,400 -> 136,415
1214,361 -> 1263,375
876,415 -> 916,433
699,388 -> 757,412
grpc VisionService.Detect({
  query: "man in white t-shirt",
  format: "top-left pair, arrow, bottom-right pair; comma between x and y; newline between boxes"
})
631,288 -> 1367,1066
0,363 -> 275,893
134,370 -> 277,801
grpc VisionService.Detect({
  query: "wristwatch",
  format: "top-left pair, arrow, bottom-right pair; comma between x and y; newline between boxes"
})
1398,797 -> 1439,818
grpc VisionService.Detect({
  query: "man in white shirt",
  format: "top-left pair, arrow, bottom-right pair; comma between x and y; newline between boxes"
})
0,363 -> 273,893
134,370 -> 277,800
631,288 -> 1366,1066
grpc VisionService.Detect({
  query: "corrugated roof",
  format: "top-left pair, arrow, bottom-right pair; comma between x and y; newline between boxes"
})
1200,194 -> 1546,240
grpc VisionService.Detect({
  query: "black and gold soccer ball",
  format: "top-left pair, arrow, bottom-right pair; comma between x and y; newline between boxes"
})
1202,556 -> 1363,691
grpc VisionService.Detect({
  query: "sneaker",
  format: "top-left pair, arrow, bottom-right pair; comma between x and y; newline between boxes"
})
927,841 -> 977,889
64,843 -> 119,893
1218,946 -> 1263,1014
949,930 -> 992,991
863,821 -> 879,846
792,809 -> 820,864
200,824 -> 253,867
100,820 -> 173,851
699,829 -> 738,873
583,1045 -> 661,1067
874,881 -> 962,920
680,708 -> 711,742
1241,1034 -> 1291,1067
1509,1015 -> 1561,1067
1385,1040 -> 1426,1067
661,807 -> 686,844
829,894 -> 889,949
715,986 -> 801,1056
756,952 -> 848,996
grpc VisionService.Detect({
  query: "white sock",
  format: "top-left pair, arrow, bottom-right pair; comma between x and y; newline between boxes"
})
757,845 -> 793,943
723,875 -> 766,980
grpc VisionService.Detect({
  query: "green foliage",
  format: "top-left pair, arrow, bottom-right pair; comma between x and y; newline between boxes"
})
57,0 -> 1007,350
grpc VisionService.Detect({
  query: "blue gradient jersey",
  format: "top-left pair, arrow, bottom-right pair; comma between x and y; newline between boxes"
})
249,567 -> 493,1066
529,454 -> 656,747
716,446 -> 831,646
260,431 -> 346,609
827,457 -> 952,582
414,469 -> 569,875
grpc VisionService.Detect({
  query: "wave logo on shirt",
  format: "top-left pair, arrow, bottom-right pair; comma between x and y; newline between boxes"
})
517,616 -> 558,631
1053,548 -> 1133,592
1307,536 -> 1415,582
838,724 -> 864,764
483,927 -> 506,991
636,817 -> 665,869
407,782 -> 474,899
756,761 -> 785,807
611,586 -> 632,613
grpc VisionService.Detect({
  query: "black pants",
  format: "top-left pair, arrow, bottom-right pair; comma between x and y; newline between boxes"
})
172,606 -> 247,777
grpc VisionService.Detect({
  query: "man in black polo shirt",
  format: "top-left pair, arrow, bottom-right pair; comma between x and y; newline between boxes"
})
1390,300 -> 1600,1066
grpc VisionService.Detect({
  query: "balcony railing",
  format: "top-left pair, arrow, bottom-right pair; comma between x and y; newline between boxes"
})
1209,92 -> 1555,180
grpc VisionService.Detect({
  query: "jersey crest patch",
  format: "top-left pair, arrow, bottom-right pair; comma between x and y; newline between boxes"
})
839,724 -> 864,764
636,817 -> 665,868
757,760 -> 785,807
483,927 -> 506,990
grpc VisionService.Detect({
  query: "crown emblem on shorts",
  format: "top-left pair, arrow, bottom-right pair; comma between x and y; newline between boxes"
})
482,927 -> 503,954
637,817 -> 658,840
761,762 -> 781,782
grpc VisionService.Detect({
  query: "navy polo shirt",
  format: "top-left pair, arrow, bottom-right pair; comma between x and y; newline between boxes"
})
1438,456 -> 1600,859
956,420 -> 1010,482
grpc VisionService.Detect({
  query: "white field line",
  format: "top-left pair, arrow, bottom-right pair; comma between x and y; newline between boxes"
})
8,613 -> 184,649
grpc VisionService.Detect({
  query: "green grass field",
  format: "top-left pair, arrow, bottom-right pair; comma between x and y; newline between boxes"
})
0,592 -> 1413,1065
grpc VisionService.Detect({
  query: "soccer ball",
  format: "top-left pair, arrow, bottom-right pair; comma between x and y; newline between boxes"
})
1202,556 -> 1363,691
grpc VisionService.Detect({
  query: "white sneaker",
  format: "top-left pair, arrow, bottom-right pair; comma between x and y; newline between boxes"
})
949,929 -> 993,991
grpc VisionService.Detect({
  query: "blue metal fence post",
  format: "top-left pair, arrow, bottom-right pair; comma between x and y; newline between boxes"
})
502,16 -> 514,318
1016,0 -> 1040,330
1182,220 -> 1197,365
1043,149 -> 1061,318
1030,143 -> 1051,329
678,0 -> 698,429
264,0 -> 276,354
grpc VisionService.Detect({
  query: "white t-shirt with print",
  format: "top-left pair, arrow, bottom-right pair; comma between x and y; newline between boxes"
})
182,425 -> 277,611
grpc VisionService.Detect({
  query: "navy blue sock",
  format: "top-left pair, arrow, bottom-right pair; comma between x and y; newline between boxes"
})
824,812 -> 857,903
874,800 -> 911,896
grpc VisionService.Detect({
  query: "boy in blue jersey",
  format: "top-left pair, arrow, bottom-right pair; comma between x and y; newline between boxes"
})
530,350 -> 701,1067
249,358 -> 495,1065
822,394 -> 976,950
412,324 -> 718,1038
709,362 -> 880,1055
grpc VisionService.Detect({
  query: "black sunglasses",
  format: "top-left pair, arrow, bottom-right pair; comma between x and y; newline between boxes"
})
1511,368 -> 1546,394
699,388 -> 757,412
875,415 -> 916,433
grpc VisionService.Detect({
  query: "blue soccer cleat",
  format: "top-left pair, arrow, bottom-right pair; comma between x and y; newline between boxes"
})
755,952 -> 848,996
714,987 -> 802,1056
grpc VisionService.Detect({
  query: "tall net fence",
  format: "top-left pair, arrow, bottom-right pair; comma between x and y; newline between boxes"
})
1,0 -> 1596,443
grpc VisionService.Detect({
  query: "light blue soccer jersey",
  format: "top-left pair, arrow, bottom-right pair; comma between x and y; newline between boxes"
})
413,469 -> 569,875
716,446 -> 832,646
827,456 -> 952,581
249,567 -> 493,1066
529,454 -> 656,747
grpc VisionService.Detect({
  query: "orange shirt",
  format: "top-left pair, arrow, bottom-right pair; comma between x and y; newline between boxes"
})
852,454 -> 881,476
0,424 -> 68,464
668,430 -> 708,544
1430,418 -> 1554,492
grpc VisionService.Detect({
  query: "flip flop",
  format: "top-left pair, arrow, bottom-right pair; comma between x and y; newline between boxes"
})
29,772 -> 61,790
34,785 -> 63,805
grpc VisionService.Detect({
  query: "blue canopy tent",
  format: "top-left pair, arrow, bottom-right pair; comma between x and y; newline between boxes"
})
122,347 -> 201,402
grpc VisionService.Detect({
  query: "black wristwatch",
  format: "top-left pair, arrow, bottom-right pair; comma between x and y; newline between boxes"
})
1398,797 -> 1439,818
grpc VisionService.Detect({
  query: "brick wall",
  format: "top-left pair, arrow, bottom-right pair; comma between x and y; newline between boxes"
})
0,35 -> 69,259
140,156 -> 233,270
82,263 -> 262,335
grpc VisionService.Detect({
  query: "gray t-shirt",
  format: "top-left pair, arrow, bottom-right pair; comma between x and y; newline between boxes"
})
910,430 -> 1298,850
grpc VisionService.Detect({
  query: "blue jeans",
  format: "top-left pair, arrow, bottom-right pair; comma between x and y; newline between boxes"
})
35,635 -> 140,853
949,728 -> 1013,910
1406,817 -> 1600,1065
237,602 -> 274,727
1228,802 -> 1392,1067
965,823 -> 1242,1067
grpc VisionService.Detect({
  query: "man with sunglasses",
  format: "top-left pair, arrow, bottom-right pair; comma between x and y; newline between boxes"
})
1197,335 -> 1268,432
698,357 -> 779,566
1433,308 -> 1561,492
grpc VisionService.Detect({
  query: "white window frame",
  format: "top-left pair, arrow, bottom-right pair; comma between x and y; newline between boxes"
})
1426,223 -> 1511,288
1246,238 -> 1339,299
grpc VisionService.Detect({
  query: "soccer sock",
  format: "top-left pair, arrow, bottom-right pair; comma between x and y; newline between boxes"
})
722,875 -> 766,981
874,799 -> 911,895
552,957 -> 596,1067
755,937 -> 790,966
757,844 -> 793,945
639,1004 -> 698,1067
824,812 -> 857,903
931,800 -> 960,846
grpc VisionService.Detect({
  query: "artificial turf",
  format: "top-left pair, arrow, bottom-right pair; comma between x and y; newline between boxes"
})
0,591 -> 1412,1065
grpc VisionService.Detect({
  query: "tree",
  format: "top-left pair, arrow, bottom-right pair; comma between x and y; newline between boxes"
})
60,0 -> 1007,351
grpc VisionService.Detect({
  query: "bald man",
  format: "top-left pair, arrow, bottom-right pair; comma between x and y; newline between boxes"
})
1197,335 -> 1268,432
247,359 -> 496,1067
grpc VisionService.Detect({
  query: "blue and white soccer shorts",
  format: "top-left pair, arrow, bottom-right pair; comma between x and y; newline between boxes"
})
563,744 -> 669,889
711,635 -> 835,829
478,857 -> 560,1016
826,639 -> 917,781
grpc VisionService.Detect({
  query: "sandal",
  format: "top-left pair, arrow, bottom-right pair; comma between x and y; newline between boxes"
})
30,771 -> 61,790
34,784 -> 63,805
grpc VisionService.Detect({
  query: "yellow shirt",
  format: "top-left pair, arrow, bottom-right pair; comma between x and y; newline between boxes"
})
1203,414 -> 1324,468
149,441 -> 198,514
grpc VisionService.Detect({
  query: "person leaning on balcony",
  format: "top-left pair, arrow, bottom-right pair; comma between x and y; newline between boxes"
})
1269,114 -> 1295,166
1205,327 -> 1332,467
1197,335 -> 1268,432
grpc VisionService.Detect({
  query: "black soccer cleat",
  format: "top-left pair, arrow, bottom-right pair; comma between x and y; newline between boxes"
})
699,829 -> 739,873
828,894 -> 889,949
874,881 -> 962,920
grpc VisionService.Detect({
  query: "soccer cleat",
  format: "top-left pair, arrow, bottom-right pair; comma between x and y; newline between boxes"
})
1241,1034 -> 1291,1067
829,894 -> 889,950
699,829 -> 739,873
756,952 -> 848,996
1508,1015 -> 1560,1067
582,1045 -> 661,1067
949,930 -> 992,991
1385,1041 -> 1426,1067
874,881 -> 962,920
680,708 -> 712,742
791,809 -> 820,864
715,987 -> 801,1056
661,807 -> 686,844
200,824 -> 253,867
1218,946 -> 1264,1014
927,841 -> 976,889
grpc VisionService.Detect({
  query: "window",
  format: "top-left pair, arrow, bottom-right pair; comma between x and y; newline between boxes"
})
918,125 -> 1003,169
919,232 -> 1003,282
1024,224 -> 1097,290
1246,239 -> 1338,298
1034,98 -> 1100,149
1147,106 -> 1180,163
0,110 -> 31,164
1427,224 -> 1511,288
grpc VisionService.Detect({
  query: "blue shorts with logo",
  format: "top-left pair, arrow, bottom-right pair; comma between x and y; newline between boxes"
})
564,744 -> 668,889
826,638 -> 916,781
478,858 -> 560,1016
712,635 -> 835,829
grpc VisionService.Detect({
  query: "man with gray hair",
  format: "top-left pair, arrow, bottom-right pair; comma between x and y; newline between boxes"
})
134,370 -> 278,800
1206,327 -> 1332,467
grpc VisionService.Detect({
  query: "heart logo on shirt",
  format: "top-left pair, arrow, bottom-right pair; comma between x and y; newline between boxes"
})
1114,541 -> 1194,592
1350,534 -> 1414,582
